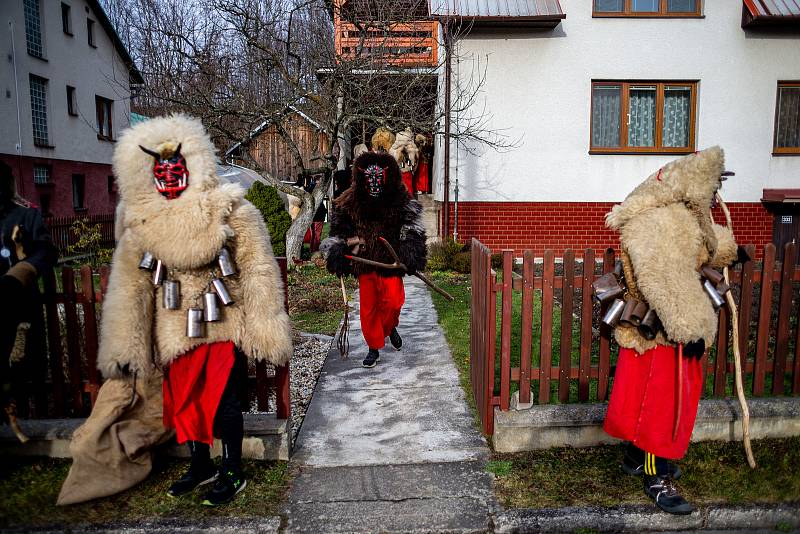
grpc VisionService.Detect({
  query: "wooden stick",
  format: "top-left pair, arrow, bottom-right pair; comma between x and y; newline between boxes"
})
4,405 -> 29,443
716,193 -> 756,469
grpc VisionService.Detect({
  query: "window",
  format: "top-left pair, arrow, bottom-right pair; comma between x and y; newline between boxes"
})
774,82 -> 800,155
593,0 -> 700,16
61,3 -> 72,35
107,175 -> 115,194
23,0 -> 44,58
39,193 -> 51,216
87,19 -> 96,47
590,81 -> 697,154
33,165 -> 50,184
29,75 -> 50,146
95,96 -> 113,140
66,85 -> 77,116
72,174 -> 85,210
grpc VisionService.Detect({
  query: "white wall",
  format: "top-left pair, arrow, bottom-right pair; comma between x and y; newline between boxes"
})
0,0 -> 132,164
439,0 -> 800,203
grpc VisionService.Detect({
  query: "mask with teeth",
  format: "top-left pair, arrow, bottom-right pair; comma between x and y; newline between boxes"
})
362,164 -> 387,197
139,143 -> 190,200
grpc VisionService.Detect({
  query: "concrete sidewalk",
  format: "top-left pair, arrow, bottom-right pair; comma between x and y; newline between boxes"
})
286,276 -> 496,533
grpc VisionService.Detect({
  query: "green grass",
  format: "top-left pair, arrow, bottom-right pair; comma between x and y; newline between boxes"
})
288,262 -> 355,336
0,457 -> 289,529
491,437 -> 800,509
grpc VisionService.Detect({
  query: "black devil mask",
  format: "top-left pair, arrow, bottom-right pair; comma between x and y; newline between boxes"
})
138,143 -> 189,200
362,164 -> 388,197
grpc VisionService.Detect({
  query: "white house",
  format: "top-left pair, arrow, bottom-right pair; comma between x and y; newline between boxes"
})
0,0 -> 142,217
431,0 -> 800,260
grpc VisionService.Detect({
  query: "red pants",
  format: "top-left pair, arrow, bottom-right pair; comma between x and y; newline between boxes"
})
604,344 -> 704,459
359,273 -> 405,350
163,341 -> 235,445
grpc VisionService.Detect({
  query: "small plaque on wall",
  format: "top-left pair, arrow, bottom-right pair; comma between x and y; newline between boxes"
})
782,215 -> 793,224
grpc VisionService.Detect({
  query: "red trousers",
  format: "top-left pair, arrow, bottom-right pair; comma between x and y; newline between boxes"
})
163,341 -> 235,445
359,273 -> 405,350
604,344 -> 704,459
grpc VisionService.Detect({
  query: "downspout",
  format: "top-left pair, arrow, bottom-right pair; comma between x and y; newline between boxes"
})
442,22 -> 451,240
9,19 -> 25,197
452,47 -> 459,241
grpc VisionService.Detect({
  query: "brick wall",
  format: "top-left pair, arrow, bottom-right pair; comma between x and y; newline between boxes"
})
446,201 -> 774,257
1,153 -> 117,217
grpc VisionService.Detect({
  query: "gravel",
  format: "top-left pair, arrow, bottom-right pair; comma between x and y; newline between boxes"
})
289,333 -> 332,442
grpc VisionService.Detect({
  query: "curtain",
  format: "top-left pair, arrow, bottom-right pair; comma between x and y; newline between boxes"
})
776,87 -> 800,148
662,87 -> 691,148
592,85 -> 621,147
628,86 -> 656,147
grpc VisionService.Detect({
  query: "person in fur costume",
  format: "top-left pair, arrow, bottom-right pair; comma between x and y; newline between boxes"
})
0,161 -> 57,425
321,151 -> 427,368
390,128 -> 419,194
97,115 -> 292,505
602,147 -> 738,515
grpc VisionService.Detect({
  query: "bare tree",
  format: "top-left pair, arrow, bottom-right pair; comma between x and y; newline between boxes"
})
103,0 -> 513,264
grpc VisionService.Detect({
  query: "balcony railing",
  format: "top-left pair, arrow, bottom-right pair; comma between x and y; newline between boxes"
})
335,20 -> 439,67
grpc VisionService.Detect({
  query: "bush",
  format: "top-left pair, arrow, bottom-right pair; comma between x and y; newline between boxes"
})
65,219 -> 113,268
491,253 -> 503,269
451,251 -> 471,274
427,237 -> 464,271
245,182 -> 292,256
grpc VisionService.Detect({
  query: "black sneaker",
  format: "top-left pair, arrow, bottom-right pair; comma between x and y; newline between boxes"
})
389,328 -> 402,350
622,456 -> 682,480
643,475 -> 695,515
202,469 -> 247,506
166,463 -> 218,497
362,349 -> 380,368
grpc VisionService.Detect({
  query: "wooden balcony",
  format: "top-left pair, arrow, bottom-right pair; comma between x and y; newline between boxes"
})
334,20 -> 439,68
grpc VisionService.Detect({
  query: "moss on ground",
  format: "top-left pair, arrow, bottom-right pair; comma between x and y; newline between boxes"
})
0,457 -> 289,529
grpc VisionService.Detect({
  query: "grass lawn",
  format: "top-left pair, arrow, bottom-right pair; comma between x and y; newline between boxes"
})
428,271 -> 800,509
0,457 -> 289,529
288,262 -> 355,336
490,437 -> 800,509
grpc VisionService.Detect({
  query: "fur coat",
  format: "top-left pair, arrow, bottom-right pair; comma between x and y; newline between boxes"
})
606,147 -> 738,354
97,115 -> 292,379
321,151 -> 427,278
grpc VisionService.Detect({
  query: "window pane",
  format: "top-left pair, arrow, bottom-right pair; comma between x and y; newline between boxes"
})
592,85 -> 621,147
627,86 -> 656,147
594,0 -> 623,12
23,0 -> 43,57
631,0 -> 659,12
29,75 -> 49,145
72,174 -> 85,209
667,0 -> 696,12
663,86 -> 691,147
33,165 -> 49,185
776,86 -> 800,148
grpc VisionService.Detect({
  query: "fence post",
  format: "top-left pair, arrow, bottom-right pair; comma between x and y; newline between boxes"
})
519,250 -> 534,405
499,250 -> 513,410
558,249 -> 575,403
80,265 -> 101,406
773,241 -> 796,395
597,248 -> 615,401
578,249 -> 594,401
753,244 -> 776,396
539,250 -> 555,404
61,267 -> 84,415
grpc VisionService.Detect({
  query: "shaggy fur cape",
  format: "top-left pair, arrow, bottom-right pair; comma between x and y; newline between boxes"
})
606,147 -> 738,353
321,151 -> 427,278
98,115 -> 292,379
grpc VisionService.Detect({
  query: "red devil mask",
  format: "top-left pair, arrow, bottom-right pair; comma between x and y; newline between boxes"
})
139,143 -> 189,200
360,164 -> 388,198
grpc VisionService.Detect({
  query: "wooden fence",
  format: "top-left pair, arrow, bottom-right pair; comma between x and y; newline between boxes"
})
15,259 -> 290,421
470,238 -> 800,435
45,213 -> 115,254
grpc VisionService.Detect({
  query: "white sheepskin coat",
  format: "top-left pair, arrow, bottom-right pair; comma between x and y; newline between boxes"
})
389,128 -> 419,172
98,115 -> 292,379
606,147 -> 738,353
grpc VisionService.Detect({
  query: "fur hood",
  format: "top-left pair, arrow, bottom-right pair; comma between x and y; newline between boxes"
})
606,147 -> 725,231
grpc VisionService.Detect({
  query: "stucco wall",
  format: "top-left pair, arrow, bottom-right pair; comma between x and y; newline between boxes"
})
438,0 -> 800,204
0,0 -> 132,169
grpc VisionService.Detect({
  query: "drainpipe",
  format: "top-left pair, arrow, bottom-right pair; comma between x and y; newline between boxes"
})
442,23 -> 451,240
9,19 -> 25,197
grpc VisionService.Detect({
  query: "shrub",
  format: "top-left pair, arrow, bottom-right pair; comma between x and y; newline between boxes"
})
245,182 -> 292,256
491,253 -> 503,269
451,251 -> 471,274
427,237 -> 463,271
65,218 -> 113,268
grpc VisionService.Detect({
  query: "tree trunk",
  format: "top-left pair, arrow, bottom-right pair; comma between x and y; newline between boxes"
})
284,174 -> 331,265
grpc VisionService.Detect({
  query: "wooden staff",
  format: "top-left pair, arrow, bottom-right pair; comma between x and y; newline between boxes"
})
5,404 -> 29,443
716,192 -> 756,469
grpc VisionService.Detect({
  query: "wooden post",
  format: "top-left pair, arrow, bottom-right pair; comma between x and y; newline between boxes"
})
578,249 -> 594,401
597,248 -> 615,401
539,250 -> 555,404
558,250 -> 575,403
519,250 -> 534,405
772,241 -> 796,395
753,244 -> 776,396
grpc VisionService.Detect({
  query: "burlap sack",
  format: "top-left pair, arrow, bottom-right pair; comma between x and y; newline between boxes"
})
57,371 -> 173,505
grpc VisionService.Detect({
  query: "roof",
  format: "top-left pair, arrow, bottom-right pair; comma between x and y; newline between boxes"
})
762,189 -> 800,203
430,0 -> 565,27
87,0 -> 145,85
224,106 -> 325,158
742,0 -> 800,27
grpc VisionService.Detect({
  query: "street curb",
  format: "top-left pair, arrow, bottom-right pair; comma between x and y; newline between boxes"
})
0,516 -> 283,533
493,503 -> 800,533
